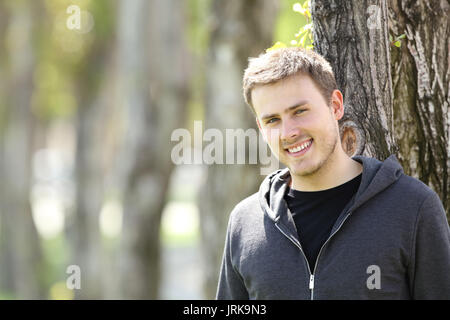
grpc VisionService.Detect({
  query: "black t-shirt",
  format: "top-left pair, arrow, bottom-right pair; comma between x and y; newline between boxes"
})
284,174 -> 362,270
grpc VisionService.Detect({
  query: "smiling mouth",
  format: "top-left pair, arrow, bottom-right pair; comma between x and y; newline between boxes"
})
285,138 -> 313,156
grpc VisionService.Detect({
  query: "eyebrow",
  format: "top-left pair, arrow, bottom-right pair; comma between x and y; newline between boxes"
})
260,100 -> 309,121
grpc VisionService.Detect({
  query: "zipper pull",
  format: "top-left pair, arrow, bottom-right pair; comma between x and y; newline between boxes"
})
309,275 -> 315,290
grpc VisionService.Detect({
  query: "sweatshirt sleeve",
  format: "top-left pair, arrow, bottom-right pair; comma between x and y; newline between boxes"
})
410,191 -> 450,299
216,214 -> 249,300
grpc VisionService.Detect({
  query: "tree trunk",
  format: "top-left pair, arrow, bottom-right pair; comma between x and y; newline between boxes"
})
199,0 -> 279,299
311,0 -> 397,159
0,1 -> 45,299
388,0 -> 449,215
71,69 -> 110,299
116,0 -> 190,299
310,0 -> 449,216
69,5 -> 116,300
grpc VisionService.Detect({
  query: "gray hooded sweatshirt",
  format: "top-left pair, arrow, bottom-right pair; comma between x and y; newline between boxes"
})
216,155 -> 450,299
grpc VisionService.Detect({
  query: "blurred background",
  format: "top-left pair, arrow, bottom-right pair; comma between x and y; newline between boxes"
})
0,0 -> 310,299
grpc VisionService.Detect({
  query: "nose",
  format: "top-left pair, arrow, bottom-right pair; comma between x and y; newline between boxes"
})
280,117 -> 300,142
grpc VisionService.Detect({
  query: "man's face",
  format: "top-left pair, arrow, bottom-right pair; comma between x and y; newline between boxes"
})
252,73 -> 343,178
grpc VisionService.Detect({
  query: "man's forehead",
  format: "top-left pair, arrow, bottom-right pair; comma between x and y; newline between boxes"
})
252,73 -> 312,95
252,75 -> 313,108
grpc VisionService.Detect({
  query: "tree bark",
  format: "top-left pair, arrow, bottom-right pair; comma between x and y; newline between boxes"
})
311,0 -> 397,159
199,0 -> 279,299
310,0 -> 449,216
116,0 -> 190,299
389,0 -> 449,215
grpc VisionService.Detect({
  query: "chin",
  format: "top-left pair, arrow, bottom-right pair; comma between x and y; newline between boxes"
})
290,168 -> 318,178
288,159 -> 323,177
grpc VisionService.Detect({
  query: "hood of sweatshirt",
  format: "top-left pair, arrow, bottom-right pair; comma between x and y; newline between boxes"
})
259,155 -> 404,223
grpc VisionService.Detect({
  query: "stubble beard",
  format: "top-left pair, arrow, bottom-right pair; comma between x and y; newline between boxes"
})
288,132 -> 338,178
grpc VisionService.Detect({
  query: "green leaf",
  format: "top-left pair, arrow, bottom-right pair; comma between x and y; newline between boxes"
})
396,34 -> 406,40
389,34 -> 393,42
300,34 -> 307,47
266,41 -> 287,52
394,40 -> 401,47
304,9 -> 311,18
295,28 -> 307,38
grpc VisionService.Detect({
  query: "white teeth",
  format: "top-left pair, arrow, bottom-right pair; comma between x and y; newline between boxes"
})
288,140 -> 312,153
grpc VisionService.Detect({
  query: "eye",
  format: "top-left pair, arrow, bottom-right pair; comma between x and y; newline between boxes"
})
295,109 -> 306,115
266,118 -> 279,124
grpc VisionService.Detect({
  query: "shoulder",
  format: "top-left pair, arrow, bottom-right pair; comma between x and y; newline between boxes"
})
395,173 -> 438,202
226,192 -> 265,234
391,173 -> 446,221
229,192 -> 261,221
377,154 -> 439,203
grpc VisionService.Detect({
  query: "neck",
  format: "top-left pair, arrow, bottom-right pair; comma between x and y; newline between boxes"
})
290,148 -> 363,192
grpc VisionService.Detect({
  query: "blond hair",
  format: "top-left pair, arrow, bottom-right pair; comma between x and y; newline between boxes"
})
243,47 -> 337,110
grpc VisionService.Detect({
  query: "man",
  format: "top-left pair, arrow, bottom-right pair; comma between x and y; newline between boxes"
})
216,47 -> 450,299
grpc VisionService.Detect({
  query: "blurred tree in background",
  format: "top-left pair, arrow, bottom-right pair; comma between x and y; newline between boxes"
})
0,0 -> 447,300
0,0 -> 45,299
197,0 -> 279,299
69,0 -> 116,299
115,0 -> 190,299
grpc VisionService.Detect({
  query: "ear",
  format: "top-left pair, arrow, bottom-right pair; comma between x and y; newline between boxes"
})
330,89 -> 344,120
